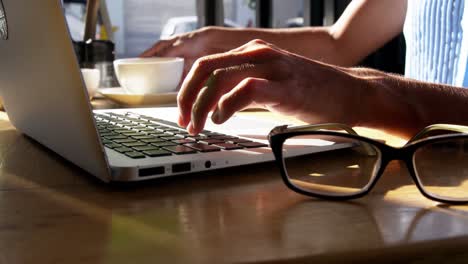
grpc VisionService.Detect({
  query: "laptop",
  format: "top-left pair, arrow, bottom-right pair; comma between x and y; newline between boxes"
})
0,0 -> 346,182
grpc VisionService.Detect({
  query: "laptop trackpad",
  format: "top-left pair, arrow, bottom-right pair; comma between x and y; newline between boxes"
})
205,114 -> 286,141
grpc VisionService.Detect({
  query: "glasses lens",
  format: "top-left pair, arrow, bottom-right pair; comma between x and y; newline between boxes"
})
282,134 -> 381,196
413,137 -> 468,201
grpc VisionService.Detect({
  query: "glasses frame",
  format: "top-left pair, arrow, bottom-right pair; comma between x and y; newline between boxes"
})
268,123 -> 468,204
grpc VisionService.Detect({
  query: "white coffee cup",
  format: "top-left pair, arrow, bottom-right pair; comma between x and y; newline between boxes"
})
113,57 -> 184,94
81,68 -> 101,99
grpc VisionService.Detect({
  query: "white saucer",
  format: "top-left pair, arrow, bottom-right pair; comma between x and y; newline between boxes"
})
99,87 -> 177,107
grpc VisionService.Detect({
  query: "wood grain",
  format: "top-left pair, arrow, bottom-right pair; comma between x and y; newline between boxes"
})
0,107 -> 468,264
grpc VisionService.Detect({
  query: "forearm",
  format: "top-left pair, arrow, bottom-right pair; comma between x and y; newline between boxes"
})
256,27 -> 350,66
215,0 -> 405,66
209,27 -> 343,64
352,69 -> 468,139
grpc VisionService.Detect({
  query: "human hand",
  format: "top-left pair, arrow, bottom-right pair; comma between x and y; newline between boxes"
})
177,39 -> 364,135
141,27 -> 253,80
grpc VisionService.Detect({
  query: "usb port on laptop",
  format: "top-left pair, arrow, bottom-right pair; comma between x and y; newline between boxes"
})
172,163 -> 191,173
139,166 -> 165,177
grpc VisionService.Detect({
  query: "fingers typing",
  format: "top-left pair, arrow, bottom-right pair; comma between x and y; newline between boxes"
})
178,43 -> 278,129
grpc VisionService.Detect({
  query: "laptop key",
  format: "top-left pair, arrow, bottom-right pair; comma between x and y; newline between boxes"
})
119,122 -> 134,126
184,143 -> 221,152
140,122 -> 155,126
209,135 -> 238,140
163,145 -> 198,155
101,139 -> 113,144
148,124 -> 164,129
113,138 -> 137,144
179,135 -> 196,141
105,143 -> 122,149
132,135 -> 155,140
227,138 -> 252,144
161,136 -> 180,141
151,142 -> 178,147
199,131 -> 222,137
143,149 -> 172,157
165,129 -> 181,133
199,139 -> 225,145
98,129 -> 111,134
137,118 -> 150,122
114,129 -> 132,133
105,125 -> 119,129
187,136 -> 209,141
132,145 -> 160,152
114,147 -> 133,153
213,143 -> 243,150
172,139 -> 196,145
105,135 -> 128,140
100,132 -> 118,137
145,118 -> 182,128
138,127 -> 156,132
147,132 -> 167,137
122,132 -> 146,137
238,142 -> 268,148
124,151 -> 146,159
141,138 -> 166,143
123,142 -> 147,147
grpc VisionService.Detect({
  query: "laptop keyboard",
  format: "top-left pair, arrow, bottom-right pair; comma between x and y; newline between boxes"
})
94,112 -> 268,159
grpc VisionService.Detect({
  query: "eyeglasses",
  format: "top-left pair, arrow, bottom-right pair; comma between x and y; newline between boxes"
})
268,123 -> 468,204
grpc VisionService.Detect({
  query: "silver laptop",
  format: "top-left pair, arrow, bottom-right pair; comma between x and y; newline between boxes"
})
0,0 -> 344,182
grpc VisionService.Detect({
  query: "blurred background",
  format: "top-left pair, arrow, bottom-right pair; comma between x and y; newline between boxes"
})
63,0 -> 405,74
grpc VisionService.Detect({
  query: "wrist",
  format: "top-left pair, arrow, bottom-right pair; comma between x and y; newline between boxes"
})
353,69 -> 424,137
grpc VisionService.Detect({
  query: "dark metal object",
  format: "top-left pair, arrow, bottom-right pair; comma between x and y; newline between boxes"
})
84,0 -> 100,41
303,0 -> 324,26
72,41 -> 85,67
196,0 -> 224,27
83,39 -> 118,87
74,39 -> 118,87
256,0 -> 273,28
84,40 -> 115,65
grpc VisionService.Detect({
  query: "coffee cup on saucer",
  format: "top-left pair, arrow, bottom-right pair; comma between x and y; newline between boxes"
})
81,68 -> 101,99
113,57 -> 184,94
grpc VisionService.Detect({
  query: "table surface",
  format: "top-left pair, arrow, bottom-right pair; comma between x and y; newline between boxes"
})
1,100 -> 468,264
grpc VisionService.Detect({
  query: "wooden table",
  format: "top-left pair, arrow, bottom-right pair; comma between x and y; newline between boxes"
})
1,101 -> 468,264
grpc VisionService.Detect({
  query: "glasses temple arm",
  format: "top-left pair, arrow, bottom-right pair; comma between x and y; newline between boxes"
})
284,123 -> 359,135
408,124 -> 468,144
284,123 -> 377,156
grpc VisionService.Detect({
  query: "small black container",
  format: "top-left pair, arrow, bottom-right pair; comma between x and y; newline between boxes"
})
83,39 -> 119,88
72,41 -> 85,68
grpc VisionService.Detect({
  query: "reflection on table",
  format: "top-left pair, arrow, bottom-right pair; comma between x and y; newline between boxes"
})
0,111 -> 468,263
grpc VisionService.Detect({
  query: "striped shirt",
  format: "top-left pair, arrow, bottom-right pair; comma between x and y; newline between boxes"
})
404,0 -> 468,87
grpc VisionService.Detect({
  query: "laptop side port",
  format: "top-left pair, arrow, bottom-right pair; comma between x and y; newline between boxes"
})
172,162 -> 191,173
139,166 -> 165,177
